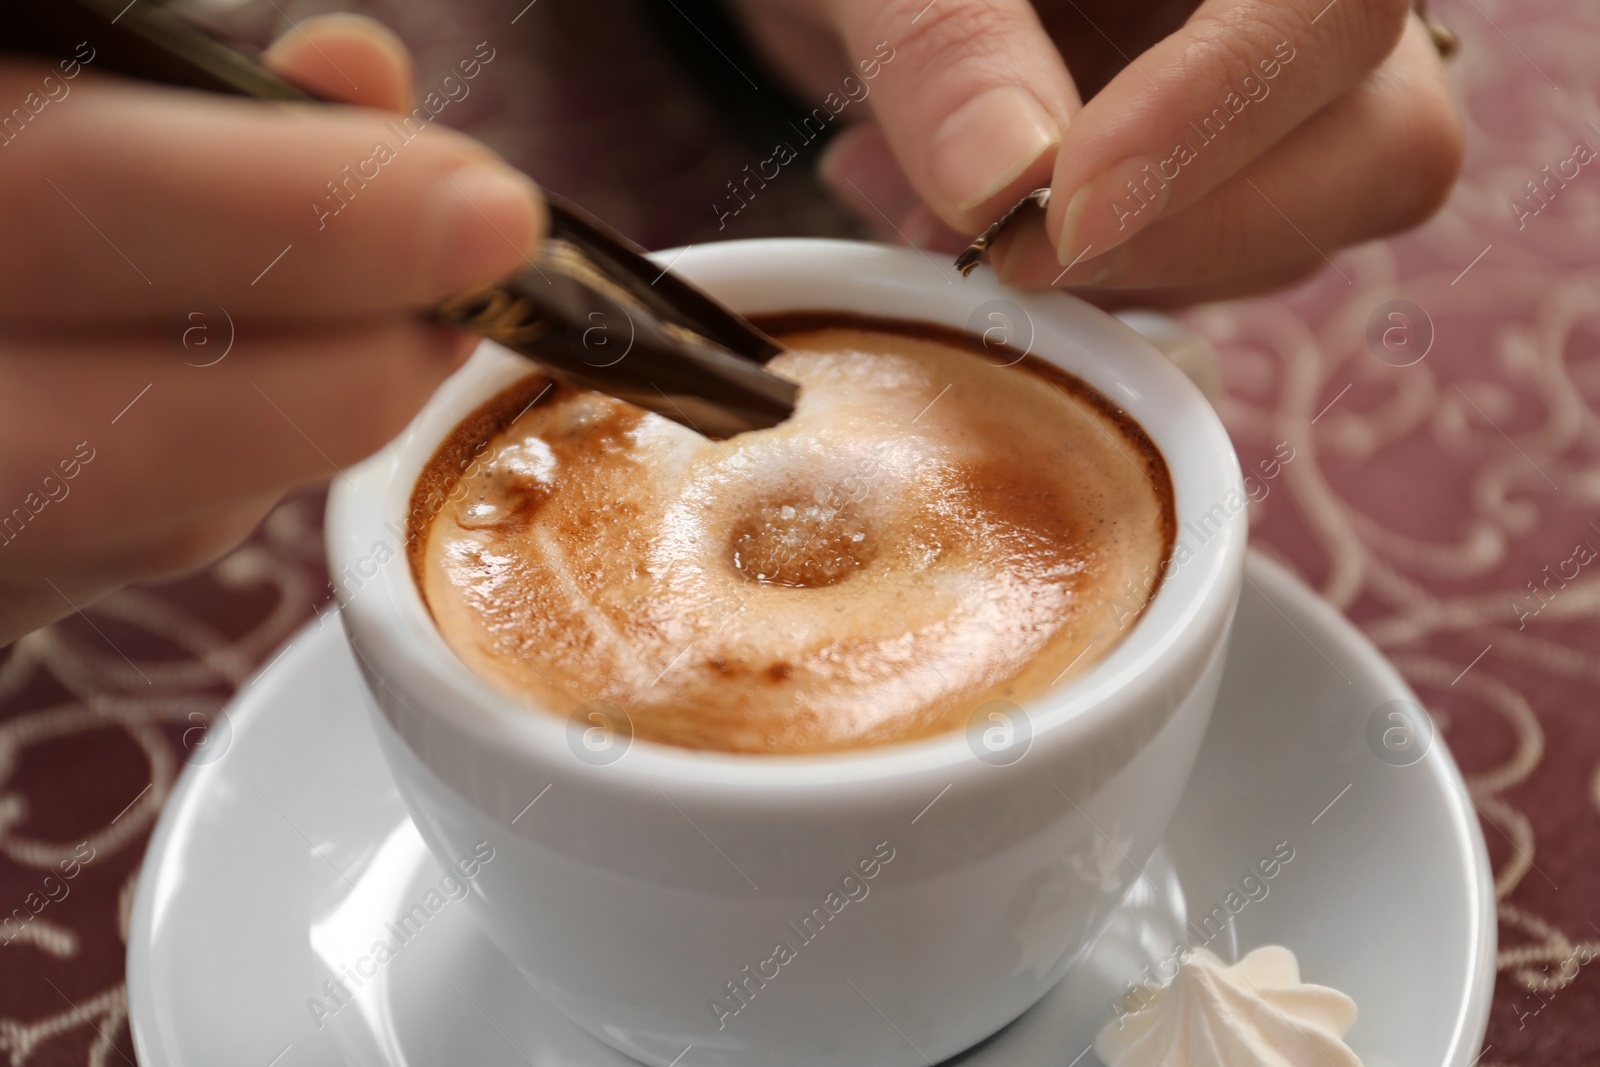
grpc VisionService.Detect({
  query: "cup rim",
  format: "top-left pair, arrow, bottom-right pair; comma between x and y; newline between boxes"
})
327,238 -> 1246,794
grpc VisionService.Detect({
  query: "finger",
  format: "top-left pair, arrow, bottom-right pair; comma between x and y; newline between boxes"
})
1042,0 -> 1412,267
260,12 -> 415,112
817,123 -> 975,251
0,321 -> 477,549
818,123 -> 924,238
900,204 -> 984,254
0,490 -> 283,645
1000,13 -> 1457,292
0,69 -> 544,322
826,0 -> 1079,233
1073,257 -> 1326,310
43,492 -> 284,593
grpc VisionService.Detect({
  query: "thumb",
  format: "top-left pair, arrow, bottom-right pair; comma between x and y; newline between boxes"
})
825,0 -> 1079,233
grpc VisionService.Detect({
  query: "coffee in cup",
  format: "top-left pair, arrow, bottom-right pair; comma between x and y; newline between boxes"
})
408,312 -> 1174,754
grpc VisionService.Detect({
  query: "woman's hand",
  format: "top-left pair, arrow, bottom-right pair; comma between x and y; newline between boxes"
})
730,0 -> 1462,306
0,15 -> 545,645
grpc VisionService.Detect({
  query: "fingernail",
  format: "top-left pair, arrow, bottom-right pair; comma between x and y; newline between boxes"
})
997,221 -> 1114,288
1054,156 -> 1169,266
431,160 -> 546,292
291,12 -> 410,66
1051,182 -> 1095,267
928,86 -> 1060,216
262,13 -> 414,109
995,222 -> 1057,285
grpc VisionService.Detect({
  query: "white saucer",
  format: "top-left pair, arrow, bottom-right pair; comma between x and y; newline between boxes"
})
127,554 -> 1494,1067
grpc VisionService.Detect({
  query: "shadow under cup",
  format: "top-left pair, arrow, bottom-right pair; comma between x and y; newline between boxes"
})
327,240 -> 1247,1067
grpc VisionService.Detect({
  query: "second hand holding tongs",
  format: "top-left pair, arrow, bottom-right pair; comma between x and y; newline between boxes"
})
6,0 -> 797,439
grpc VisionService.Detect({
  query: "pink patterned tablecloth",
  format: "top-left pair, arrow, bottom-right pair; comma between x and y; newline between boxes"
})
2,0 -> 1597,1063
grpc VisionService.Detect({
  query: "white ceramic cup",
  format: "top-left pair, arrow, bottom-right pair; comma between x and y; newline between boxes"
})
327,239 -> 1246,1067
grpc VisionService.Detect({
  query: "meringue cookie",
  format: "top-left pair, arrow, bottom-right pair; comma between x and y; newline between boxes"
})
1095,945 -> 1363,1067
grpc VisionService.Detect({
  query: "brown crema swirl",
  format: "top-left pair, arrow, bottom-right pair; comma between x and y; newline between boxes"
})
410,315 -> 1175,755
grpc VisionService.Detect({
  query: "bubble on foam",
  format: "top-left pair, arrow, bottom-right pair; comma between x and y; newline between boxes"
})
684,433 -> 911,591
454,439 -> 561,532
458,499 -> 510,529
729,491 -> 876,588
489,438 -> 557,482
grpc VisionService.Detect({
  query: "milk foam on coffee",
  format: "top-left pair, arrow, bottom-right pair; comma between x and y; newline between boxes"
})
412,318 -> 1174,754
